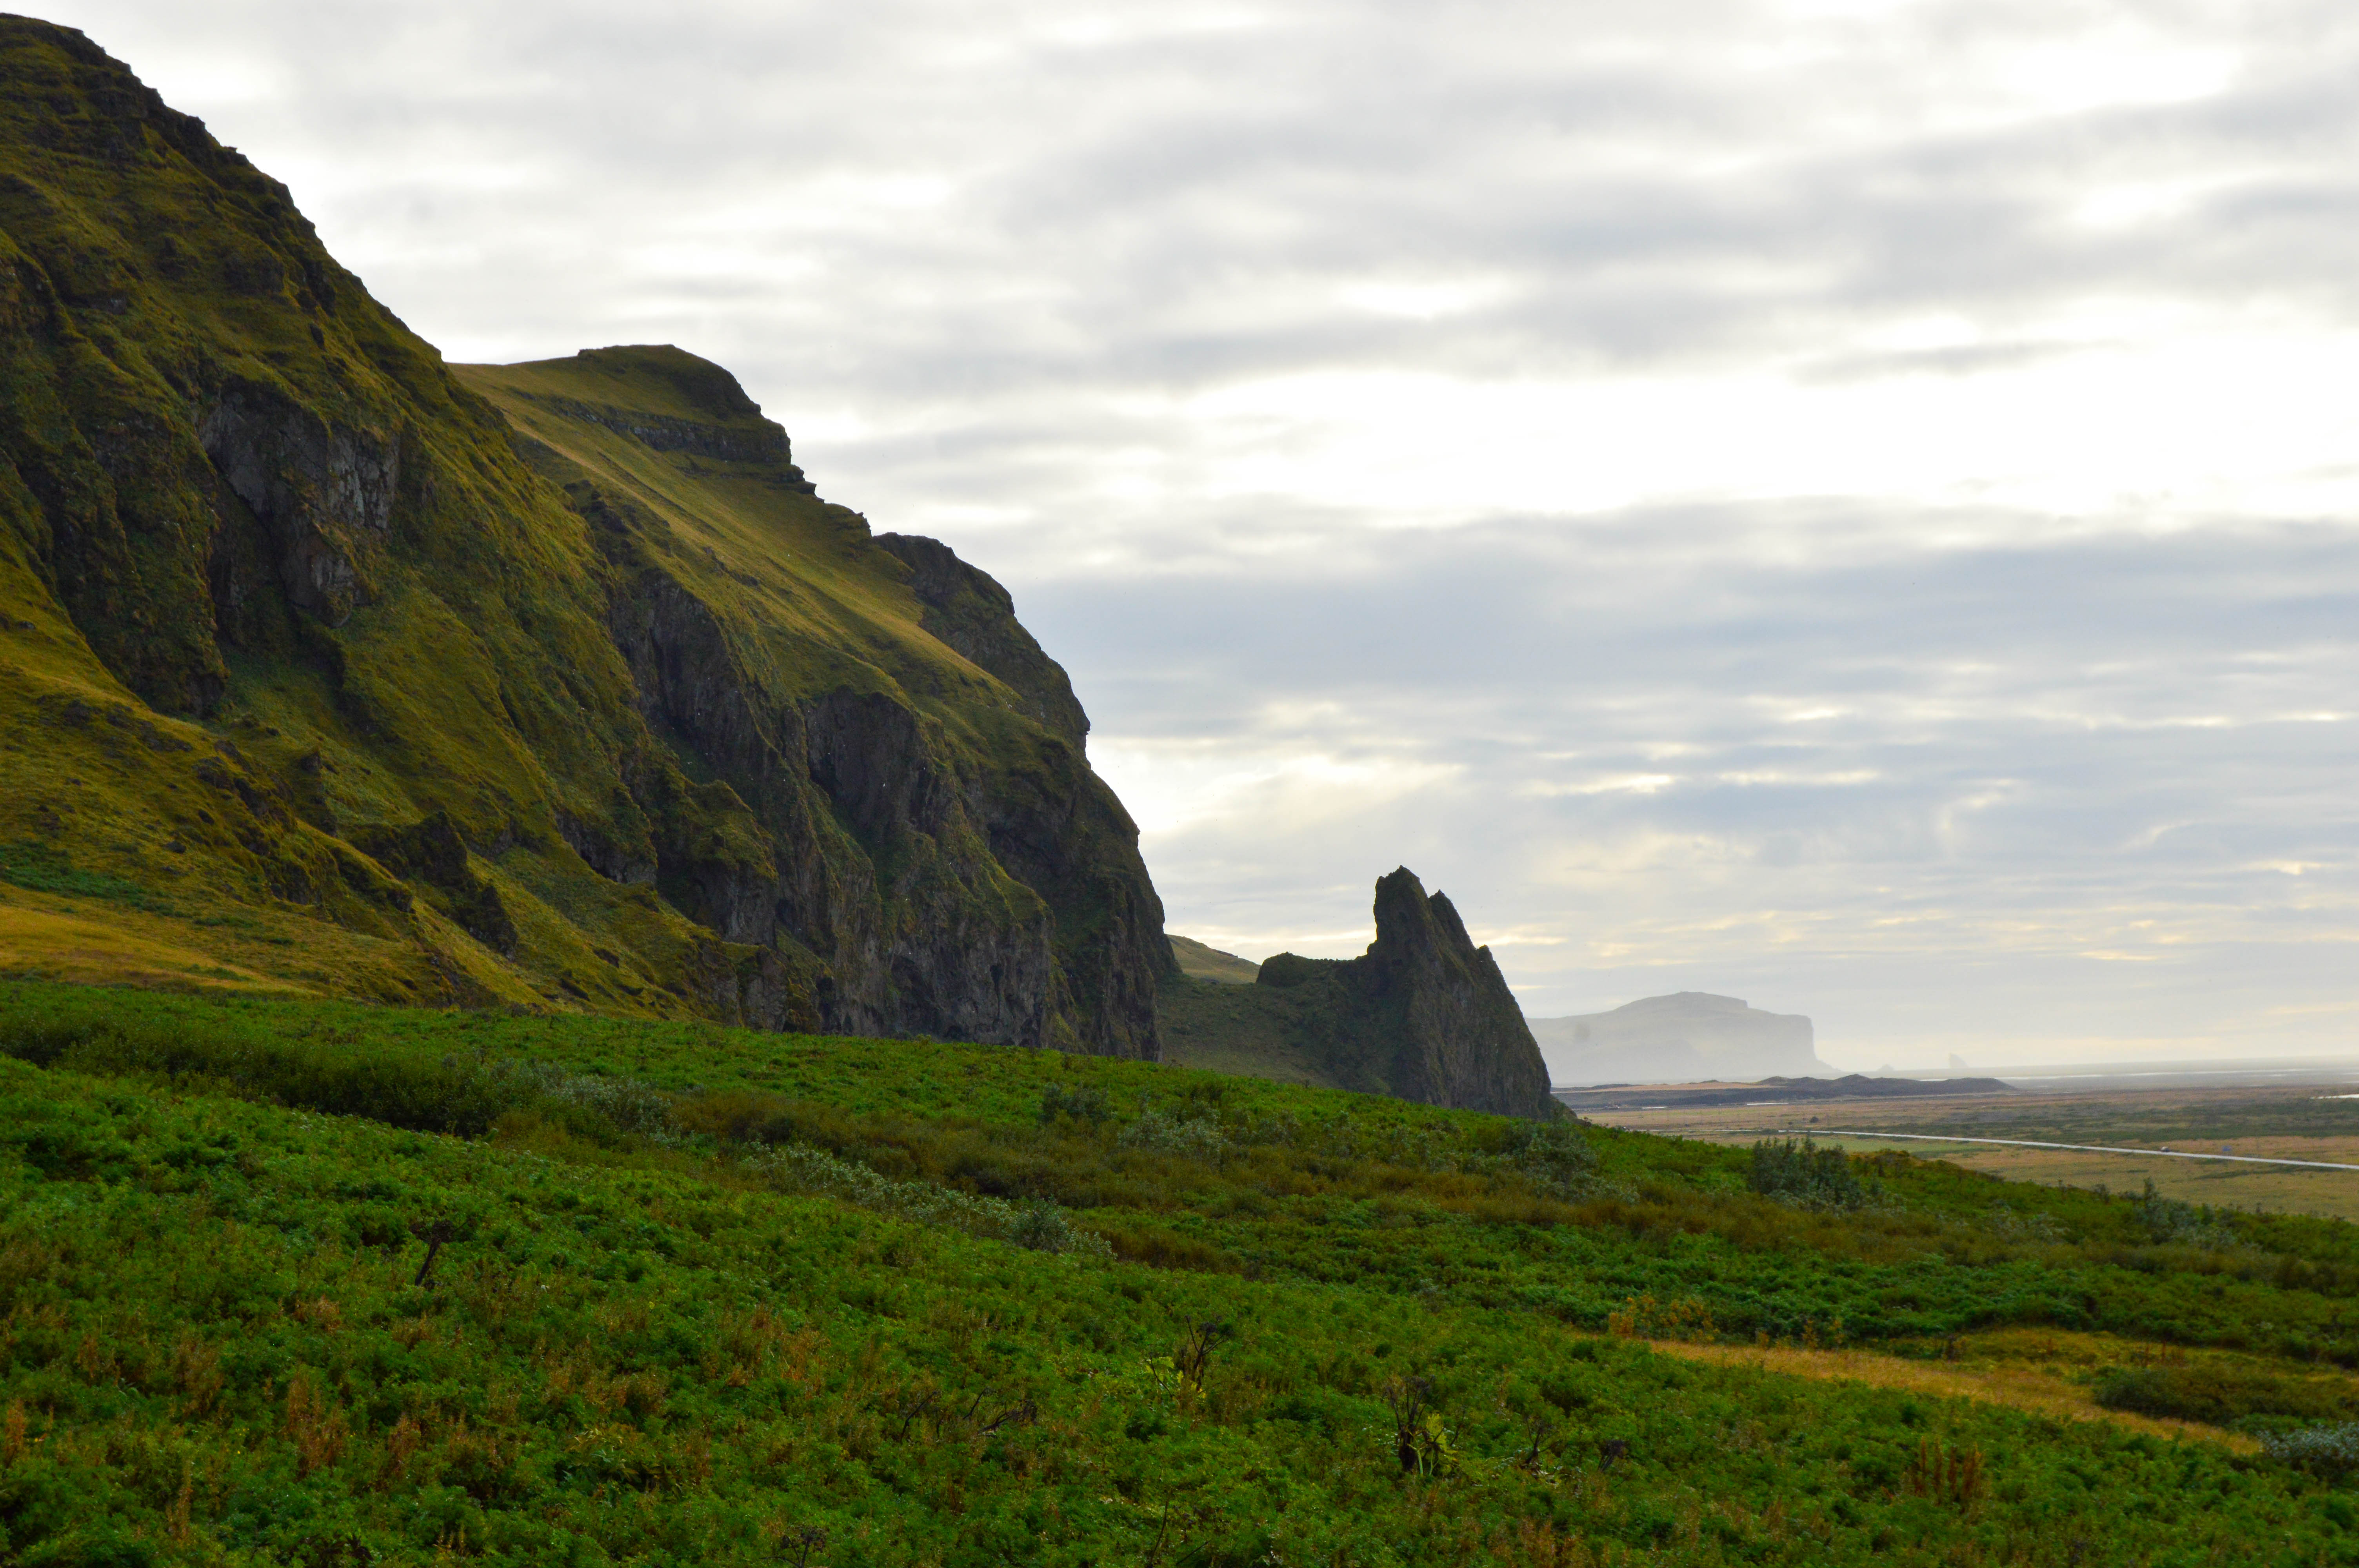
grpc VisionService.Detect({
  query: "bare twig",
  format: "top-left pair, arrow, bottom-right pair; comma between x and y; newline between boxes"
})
412,1220 -> 453,1290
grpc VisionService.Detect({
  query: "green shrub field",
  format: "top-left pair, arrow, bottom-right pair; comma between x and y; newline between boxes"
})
5,980 -> 2359,1564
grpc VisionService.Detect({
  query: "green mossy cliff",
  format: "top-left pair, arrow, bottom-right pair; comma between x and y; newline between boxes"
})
0,16 -> 1167,1053
1159,868 -> 1557,1116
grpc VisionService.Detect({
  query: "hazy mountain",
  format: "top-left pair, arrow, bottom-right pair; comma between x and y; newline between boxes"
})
1530,992 -> 1825,1085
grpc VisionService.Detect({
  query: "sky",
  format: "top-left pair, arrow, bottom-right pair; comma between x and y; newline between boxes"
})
35,0 -> 2359,1069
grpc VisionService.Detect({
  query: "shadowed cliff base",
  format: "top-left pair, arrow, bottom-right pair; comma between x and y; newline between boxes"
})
1158,868 -> 1558,1117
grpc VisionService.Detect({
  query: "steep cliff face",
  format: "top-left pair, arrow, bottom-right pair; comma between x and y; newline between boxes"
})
460,349 -> 1169,1056
0,18 -> 1169,1053
1158,868 -> 1556,1117
873,533 -> 1089,748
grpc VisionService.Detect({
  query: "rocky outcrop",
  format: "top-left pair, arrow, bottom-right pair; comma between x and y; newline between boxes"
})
875,534 -> 1090,747
524,390 -> 1165,1054
1362,869 -> 1556,1116
349,811 -> 518,955
197,380 -> 400,626
551,399 -> 805,473
476,349 -> 1171,1057
1165,868 -> 1556,1117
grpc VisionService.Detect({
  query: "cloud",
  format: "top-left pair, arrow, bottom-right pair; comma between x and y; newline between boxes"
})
1053,517 -> 2359,1058
37,0 -> 2359,1062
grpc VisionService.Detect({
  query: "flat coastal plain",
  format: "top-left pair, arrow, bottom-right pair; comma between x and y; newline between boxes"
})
1586,1081 -> 2359,1221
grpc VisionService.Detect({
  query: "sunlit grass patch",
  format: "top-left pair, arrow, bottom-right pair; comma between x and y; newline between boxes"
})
0,900 -> 304,993
1641,1334 -> 2263,1451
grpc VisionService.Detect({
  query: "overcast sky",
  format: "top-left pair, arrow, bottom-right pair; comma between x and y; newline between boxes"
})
40,0 -> 2359,1068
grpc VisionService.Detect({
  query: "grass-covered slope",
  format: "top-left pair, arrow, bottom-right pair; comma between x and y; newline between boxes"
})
0,18 -> 1165,1053
1169,934 -> 1259,984
9,980 -> 2359,1564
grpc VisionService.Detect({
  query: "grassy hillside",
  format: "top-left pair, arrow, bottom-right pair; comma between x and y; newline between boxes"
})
7,981 -> 2359,1564
0,19 -> 1166,1054
1169,935 -> 1258,985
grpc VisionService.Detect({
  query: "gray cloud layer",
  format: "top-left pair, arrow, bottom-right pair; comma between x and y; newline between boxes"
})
1038,517 -> 2359,1053
36,0 -> 2359,1063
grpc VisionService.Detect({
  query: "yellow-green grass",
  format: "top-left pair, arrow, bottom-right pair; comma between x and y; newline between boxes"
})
456,357 -> 1028,735
0,898 -> 301,993
1824,1136 -> 2359,1224
1169,933 -> 1261,984
1641,1328 -> 2279,1452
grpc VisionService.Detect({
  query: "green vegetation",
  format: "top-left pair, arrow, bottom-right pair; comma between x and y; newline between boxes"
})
1748,1137 -> 1870,1210
1156,970 -> 1354,1088
2094,1360 -> 2359,1429
0,842 -> 170,913
8,981 -> 2359,1563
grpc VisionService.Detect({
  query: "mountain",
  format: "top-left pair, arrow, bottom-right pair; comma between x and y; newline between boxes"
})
0,17 -> 1167,1053
1159,868 -> 1558,1117
1530,991 -> 1825,1085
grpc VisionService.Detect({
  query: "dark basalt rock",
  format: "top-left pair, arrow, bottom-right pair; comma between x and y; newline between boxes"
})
197,379 -> 401,626
1361,868 -> 1556,1117
349,812 -> 518,955
1163,868 -> 1556,1117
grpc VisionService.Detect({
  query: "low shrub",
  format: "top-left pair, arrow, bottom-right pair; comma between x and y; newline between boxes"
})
2263,1423 -> 2359,1477
1499,1119 -> 1599,1194
2130,1181 -> 2237,1249
0,1009 -> 538,1136
1748,1138 -> 1868,1210
742,1143 -> 1108,1259
1118,1105 -> 1228,1159
2094,1363 -> 2354,1426
1038,1082 -> 1112,1128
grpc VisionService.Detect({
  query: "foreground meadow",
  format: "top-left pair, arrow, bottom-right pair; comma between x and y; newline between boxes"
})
5,982 -> 2359,1564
